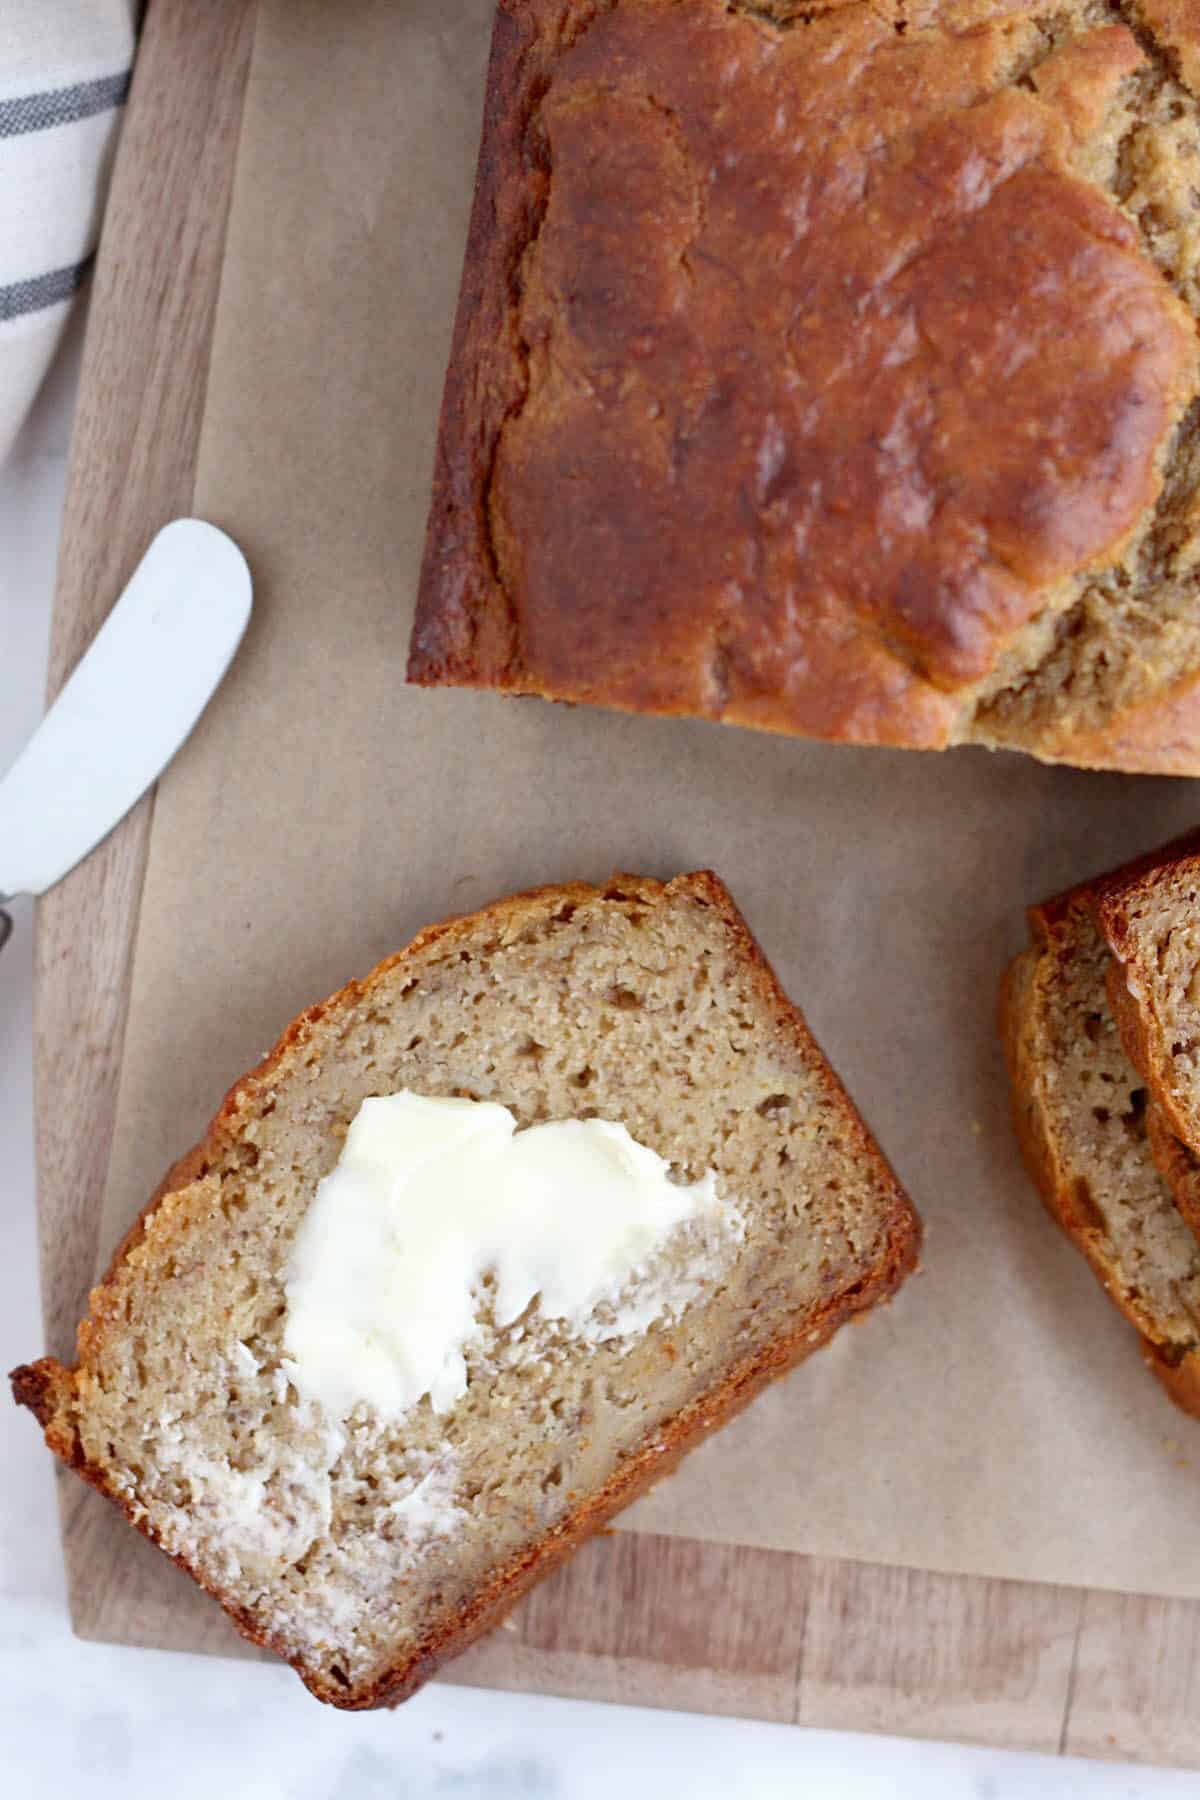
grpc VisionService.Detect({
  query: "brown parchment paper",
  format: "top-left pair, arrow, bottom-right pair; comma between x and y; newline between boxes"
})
98,0 -> 1200,1601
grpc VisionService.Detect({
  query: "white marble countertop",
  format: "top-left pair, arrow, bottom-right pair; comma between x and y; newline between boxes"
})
1,316 -> 1195,1800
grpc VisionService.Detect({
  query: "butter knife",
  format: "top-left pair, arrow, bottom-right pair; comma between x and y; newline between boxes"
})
0,519 -> 252,953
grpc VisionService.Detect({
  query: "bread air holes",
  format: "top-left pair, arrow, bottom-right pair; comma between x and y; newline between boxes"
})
1070,1173 -> 1107,1233
757,1093 -> 790,1118
1122,1089 -> 1148,1139
610,987 -> 642,1012
220,1188 -> 251,1222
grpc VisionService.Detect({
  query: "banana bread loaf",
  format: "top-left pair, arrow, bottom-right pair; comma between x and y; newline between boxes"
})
412,0 -> 1200,770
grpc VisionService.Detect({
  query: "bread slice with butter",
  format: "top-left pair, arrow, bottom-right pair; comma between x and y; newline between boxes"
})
12,872 -> 919,1708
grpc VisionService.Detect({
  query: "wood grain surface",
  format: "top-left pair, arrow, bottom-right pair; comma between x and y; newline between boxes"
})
31,0 -> 1200,1764
35,0 -> 259,1366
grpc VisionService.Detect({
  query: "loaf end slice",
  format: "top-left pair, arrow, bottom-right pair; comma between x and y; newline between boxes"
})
1000,879 -> 1200,1414
13,872 -> 919,1706
1094,833 -> 1200,1162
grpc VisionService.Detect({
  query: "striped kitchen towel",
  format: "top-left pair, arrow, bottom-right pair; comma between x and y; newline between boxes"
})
0,0 -> 137,461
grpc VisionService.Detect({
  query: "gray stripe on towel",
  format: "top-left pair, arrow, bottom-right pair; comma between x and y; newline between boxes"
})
0,258 -> 91,324
0,69 -> 130,140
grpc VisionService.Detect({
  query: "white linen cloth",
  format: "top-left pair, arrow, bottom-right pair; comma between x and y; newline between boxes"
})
0,0 -> 136,462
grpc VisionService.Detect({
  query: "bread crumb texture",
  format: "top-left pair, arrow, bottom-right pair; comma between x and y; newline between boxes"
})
12,874 -> 917,1706
412,0 -> 1200,769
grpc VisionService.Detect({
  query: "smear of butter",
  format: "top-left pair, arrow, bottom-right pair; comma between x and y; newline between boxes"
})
283,1091 -> 728,1421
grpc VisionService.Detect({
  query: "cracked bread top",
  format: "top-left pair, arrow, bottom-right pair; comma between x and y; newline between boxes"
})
411,0 -> 1200,768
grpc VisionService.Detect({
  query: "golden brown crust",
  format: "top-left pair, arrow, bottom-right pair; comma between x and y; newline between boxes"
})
411,0 -> 1198,756
12,870 -> 919,1708
999,897 -> 1200,1413
1033,677 -> 1200,776
9,1358 -> 63,1432
1145,1100 -> 1200,1242
1140,1338 -> 1200,1417
999,944 -> 1071,1251
409,0 -> 542,687
1040,827 -> 1200,932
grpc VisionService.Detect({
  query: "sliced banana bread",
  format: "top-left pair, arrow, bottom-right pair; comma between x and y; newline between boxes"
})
12,872 -> 919,1707
1002,876 -> 1200,1413
1095,834 -> 1200,1169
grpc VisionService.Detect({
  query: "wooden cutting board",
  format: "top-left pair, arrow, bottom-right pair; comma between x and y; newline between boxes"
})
32,0 -> 1200,1762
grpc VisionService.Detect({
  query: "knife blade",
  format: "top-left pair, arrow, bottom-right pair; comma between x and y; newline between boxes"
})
0,519 -> 251,946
